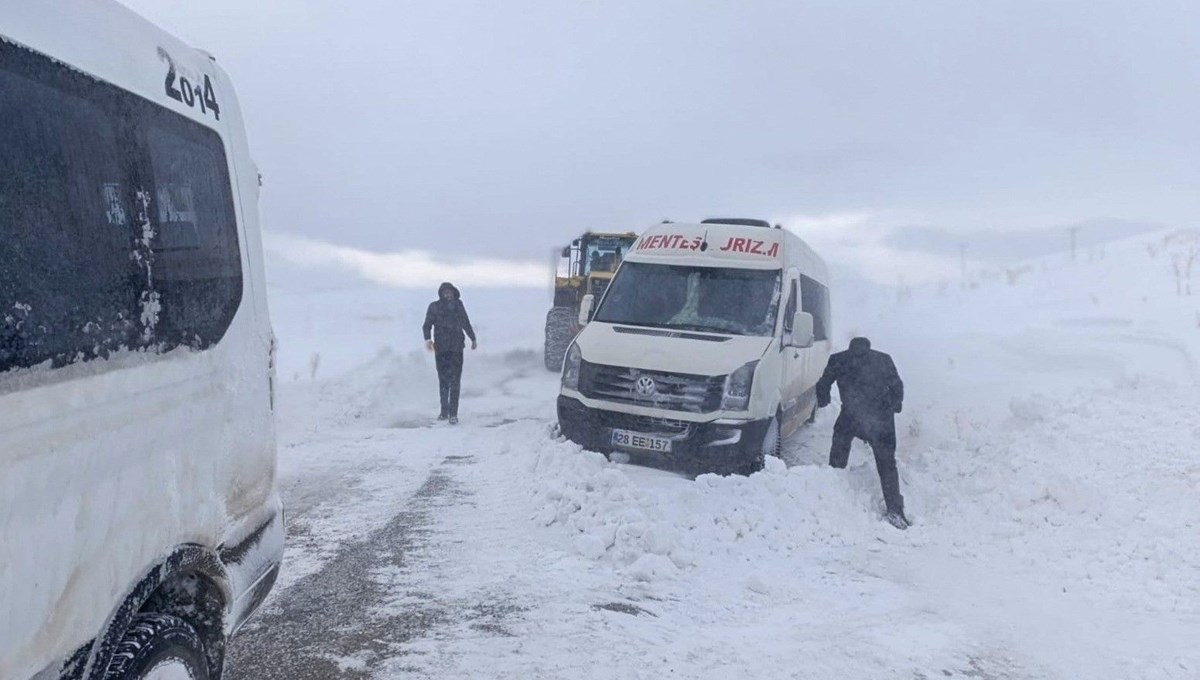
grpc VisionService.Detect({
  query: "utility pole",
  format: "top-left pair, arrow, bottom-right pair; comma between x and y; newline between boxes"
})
1067,225 -> 1081,262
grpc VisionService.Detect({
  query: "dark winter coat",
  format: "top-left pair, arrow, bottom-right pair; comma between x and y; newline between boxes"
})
422,282 -> 476,353
816,338 -> 904,429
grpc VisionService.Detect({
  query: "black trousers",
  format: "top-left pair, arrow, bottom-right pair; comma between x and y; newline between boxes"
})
435,351 -> 464,417
829,412 -> 904,515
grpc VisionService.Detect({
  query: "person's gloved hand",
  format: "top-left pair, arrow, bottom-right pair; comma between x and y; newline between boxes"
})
471,340 -> 478,351
893,402 -> 903,414
425,340 -> 435,352
817,396 -> 830,408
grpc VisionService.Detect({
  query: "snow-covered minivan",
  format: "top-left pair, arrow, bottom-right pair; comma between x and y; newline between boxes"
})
558,219 -> 831,475
1,3 -> 283,679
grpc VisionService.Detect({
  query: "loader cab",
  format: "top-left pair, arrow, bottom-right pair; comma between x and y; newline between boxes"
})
553,233 -> 634,304
544,231 -> 638,371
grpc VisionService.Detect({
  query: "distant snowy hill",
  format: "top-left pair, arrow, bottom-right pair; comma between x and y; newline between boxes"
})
883,218 -> 1164,265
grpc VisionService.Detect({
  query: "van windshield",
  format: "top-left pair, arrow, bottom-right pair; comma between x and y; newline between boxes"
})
594,263 -> 781,336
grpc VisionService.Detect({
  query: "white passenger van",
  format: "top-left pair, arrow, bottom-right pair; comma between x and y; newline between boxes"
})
1,3 -> 282,679
558,218 -> 831,475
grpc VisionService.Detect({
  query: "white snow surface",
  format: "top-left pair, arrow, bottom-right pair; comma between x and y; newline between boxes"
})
261,230 -> 1200,679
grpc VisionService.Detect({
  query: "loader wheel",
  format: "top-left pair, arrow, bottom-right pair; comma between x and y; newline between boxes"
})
544,307 -> 576,372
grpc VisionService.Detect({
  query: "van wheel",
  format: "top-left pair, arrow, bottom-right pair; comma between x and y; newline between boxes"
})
104,613 -> 210,680
762,414 -> 781,459
739,416 -> 778,475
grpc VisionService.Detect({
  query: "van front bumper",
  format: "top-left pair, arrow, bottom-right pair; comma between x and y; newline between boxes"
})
557,395 -> 769,474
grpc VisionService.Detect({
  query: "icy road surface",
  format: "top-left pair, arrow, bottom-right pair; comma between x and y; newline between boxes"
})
228,231 -> 1200,679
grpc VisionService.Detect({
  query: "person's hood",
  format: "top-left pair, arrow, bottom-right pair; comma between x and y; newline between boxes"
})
437,282 -> 461,300
848,337 -> 871,355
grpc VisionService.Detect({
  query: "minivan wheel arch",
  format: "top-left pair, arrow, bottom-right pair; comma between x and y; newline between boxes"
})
84,545 -> 232,680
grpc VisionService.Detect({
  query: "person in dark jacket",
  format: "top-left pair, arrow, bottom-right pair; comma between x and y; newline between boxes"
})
422,282 -> 476,424
816,337 -> 908,529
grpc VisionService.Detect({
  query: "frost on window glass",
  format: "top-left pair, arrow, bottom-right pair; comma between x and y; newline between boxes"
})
0,57 -> 139,376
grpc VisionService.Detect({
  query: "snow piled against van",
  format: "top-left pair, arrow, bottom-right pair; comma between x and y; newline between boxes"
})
261,229 -> 1200,679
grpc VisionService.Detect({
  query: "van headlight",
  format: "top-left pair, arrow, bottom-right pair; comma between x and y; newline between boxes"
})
721,360 -> 758,411
562,342 -> 583,390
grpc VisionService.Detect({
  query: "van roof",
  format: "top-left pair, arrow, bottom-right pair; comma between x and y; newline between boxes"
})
2,0 -> 236,135
624,221 -> 830,281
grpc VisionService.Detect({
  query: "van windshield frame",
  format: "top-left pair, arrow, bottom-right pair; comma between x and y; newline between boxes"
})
593,262 -> 782,337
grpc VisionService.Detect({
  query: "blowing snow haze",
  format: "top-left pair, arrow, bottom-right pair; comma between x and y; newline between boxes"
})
119,0 -> 1200,284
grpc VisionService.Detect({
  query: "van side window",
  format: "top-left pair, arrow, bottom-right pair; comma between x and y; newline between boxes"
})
783,279 -> 798,334
0,51 -> 139,374
143,124 -> 243,349
800,274 -> 831,341
0,41 -> 242,379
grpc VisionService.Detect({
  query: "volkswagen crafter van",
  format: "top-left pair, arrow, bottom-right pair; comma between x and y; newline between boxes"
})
557,219 -> 832,475
1,2 -> 283,678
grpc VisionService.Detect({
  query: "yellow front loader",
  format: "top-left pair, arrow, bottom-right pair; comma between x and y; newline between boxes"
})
544,231 -> 637,371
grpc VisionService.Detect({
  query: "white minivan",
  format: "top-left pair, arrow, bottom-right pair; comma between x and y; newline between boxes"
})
1,3 -> 283,679
558,219 -> 831,475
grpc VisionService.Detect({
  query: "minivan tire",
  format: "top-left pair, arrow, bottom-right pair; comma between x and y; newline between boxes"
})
764,413 -> 782,459
104,613 -> 210,680
739,415 -> 778,475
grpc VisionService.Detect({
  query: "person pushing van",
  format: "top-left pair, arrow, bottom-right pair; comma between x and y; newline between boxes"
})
816,337 -> 909,530
423,282 -> 477,424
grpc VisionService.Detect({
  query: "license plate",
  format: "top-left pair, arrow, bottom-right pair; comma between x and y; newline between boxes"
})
610,429 -> 672,453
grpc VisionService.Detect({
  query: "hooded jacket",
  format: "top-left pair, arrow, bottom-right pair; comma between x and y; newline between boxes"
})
816,337 -> 904,427
423,282 -> 476,352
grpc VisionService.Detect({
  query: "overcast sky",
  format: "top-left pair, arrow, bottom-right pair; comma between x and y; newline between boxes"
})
121,0 -> 1199,282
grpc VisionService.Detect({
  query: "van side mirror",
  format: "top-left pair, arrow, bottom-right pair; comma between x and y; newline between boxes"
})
561,246 -> 571,258
789,311 -> 814,348
578,294 -> 595,326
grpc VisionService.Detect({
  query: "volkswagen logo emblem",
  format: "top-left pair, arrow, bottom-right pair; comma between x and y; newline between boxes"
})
634,375 -> 657,397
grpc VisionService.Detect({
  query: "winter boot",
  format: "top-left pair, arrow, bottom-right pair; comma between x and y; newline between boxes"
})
884,510 -> 909,531
448,416 -> 459,425
437,412 -> 448,421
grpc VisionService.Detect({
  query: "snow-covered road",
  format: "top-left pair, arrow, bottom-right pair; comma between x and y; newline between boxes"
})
229,231 -> 1200,679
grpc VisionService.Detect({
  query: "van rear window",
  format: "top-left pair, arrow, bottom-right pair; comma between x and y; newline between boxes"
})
0,41 -> 243,379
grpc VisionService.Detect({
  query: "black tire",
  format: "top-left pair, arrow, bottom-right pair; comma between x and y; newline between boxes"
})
104,613 -> 210,680
765,414 -> 782,459
544,307 -> 576,372
737,416 -> 777,475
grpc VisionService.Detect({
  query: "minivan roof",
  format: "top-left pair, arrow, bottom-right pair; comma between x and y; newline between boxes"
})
700,218 -> 774,228
623,222 -> 785,271
2,0 -> 235,135
624,221 -> 830,282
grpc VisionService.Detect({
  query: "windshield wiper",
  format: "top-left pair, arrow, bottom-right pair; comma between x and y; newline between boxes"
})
663,323 -> 738,335
605,320 -> 732,335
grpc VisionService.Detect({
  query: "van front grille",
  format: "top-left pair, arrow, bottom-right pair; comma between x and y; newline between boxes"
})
579,362 -> 725,414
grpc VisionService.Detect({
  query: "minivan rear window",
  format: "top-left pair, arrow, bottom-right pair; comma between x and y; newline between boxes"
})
0,40 -> 243,379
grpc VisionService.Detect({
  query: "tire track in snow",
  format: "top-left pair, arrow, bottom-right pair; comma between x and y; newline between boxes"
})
225,454 -> 519,678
